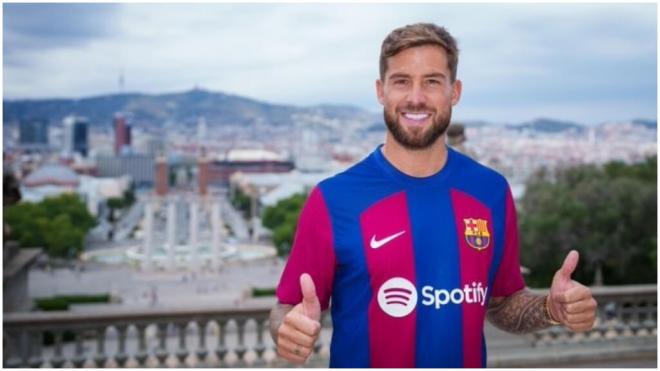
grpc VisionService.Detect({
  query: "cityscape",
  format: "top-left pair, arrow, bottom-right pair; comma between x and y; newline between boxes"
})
3,87 -> 657,367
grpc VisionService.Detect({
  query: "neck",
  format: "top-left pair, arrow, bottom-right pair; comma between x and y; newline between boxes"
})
381,133 -> 448,177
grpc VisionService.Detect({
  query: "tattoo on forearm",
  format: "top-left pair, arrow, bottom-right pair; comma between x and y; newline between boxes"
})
487,290 -> 552,334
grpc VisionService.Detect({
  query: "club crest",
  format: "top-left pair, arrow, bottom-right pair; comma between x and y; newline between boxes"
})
463,218 -> 490,251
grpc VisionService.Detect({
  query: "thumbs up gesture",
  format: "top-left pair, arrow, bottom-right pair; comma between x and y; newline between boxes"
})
547,250 -> 598,332
276,273 -> 322,364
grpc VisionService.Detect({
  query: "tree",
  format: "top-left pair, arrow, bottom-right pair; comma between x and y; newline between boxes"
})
4,193 -> 97,258
262,193 -> 307,257
519,157 -> 657,287
231,188 -> 252,218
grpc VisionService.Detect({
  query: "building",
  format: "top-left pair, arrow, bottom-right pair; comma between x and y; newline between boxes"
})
19,162 -> 129,216
95,154 -> 154,187
78,175 -> 131,216
63,115 -> 89,157
208,149 -> 295,186
18,118 -> 49,149
20,163 -> 80,202
113,113 -> 132,155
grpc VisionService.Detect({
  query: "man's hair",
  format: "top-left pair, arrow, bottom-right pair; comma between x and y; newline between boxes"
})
379,23 -> 459,82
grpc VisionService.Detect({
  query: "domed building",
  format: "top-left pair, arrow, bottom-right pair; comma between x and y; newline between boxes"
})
21,164 -> 80,202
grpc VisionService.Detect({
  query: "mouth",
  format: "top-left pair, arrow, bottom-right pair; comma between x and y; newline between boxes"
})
400,111 -> 432,126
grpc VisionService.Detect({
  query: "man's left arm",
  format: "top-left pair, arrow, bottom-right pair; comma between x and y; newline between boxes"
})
487,250 -> 598,335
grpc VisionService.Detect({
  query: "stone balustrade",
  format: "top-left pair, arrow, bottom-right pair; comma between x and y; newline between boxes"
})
3,285 -> 656,368
528,284 -> 657,346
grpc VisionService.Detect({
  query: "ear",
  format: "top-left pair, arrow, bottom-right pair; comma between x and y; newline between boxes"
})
451,79 -> 462,106
376,78 -> 385,106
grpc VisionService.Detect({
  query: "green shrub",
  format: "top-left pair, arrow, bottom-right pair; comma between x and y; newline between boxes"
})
34,294 -> 110,311
252,287 -> 277,297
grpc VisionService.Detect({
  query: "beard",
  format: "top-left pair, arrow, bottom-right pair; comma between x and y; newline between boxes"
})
384,104 -> 452,150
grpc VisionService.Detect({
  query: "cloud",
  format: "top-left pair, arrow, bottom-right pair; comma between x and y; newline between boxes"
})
3,3 -> 121,67
2,3 -> 656,124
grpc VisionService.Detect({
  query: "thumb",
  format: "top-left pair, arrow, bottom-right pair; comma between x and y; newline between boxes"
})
300,273 -> 321,321
558,250 -> 579,282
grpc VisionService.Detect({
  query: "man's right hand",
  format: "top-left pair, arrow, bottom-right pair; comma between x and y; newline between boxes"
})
276,273 -> 322,364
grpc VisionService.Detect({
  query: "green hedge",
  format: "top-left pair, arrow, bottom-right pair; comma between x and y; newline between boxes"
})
34,297 -> 69,311
34,294 -> 110,311
251,287 -> 276,297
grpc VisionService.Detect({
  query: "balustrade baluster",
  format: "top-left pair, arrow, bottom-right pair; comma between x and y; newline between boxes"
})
215,319 -> 229,366
93,327 -> 107,367
630,300 -> 644,335
114,325 -> 129,367
253,318 -> 267,366
71,331 -> 86,367
27,330 -> 44,368
154,323 -> 169,367
50,330 -> 65,368
234,318 -> 247,367
196,320 -> 209,366
135,324 -> 149,367
175,321 -> 189,366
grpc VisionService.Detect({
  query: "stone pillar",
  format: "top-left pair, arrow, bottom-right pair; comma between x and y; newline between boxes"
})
190,201 -> 199,267
143,202 -> 154,267
249,188 -> 259,243
167,201 -> 176,266
211,202 -> 222,267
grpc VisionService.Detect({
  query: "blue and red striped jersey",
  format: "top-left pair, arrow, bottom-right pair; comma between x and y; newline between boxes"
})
276,145 -> 525,367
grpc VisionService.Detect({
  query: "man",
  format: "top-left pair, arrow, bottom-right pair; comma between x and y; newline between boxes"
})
269,23 -> 597,368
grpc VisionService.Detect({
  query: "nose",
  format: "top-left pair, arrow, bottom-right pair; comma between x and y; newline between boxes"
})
406,82 -> 427,107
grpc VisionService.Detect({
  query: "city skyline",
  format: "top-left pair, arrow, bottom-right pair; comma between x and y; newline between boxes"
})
3,3 -> 657,125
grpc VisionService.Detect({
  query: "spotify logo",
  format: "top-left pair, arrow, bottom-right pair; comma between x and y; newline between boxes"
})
377,277 -> 418,318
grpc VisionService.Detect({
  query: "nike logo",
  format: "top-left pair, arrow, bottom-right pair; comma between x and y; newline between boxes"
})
370,231 -> 406,249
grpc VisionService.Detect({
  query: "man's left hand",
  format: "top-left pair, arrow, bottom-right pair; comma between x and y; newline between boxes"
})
547,250 -> 598,332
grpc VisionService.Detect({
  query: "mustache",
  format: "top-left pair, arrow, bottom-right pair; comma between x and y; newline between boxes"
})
397,104 -> 436,113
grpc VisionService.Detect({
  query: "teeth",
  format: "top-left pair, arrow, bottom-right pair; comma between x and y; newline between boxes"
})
403,113 -> 430,120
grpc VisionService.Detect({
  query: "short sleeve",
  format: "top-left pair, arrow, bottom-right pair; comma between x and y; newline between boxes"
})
276,186 -> 336,310
491,186 -> 526,297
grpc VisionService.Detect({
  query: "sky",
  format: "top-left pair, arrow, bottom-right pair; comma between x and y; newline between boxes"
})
3,3 -> 657,125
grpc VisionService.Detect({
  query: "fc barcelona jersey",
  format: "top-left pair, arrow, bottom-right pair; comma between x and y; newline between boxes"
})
276,145 -> 525,368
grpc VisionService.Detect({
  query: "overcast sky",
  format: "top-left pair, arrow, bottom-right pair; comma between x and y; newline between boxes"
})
3,3 -> 657,124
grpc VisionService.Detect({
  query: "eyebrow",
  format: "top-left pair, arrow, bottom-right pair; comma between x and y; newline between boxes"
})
423,72 -> 448,79
387,72 -> 448,80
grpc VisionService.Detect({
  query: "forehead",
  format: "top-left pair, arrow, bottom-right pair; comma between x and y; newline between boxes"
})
385,45 -> 450,78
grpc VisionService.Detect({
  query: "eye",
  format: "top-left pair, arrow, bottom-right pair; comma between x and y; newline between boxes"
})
427,79 -> 441,85
393,79 -> 408,86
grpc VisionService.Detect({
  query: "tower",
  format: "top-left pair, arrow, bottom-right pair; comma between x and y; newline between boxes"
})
198,149 -> 210,196
155,155 -> 168,197
113,113 -> 132,155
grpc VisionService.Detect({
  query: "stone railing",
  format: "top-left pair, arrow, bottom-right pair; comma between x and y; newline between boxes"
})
3,298 -> 331,368
528,284 -> 657,346
4,285 -> 656,368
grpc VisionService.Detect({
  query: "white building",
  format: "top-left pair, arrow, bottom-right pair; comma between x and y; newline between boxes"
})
20,163 -> 130,216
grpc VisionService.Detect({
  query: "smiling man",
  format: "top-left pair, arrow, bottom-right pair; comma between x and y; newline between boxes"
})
269,23 -> 597,368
